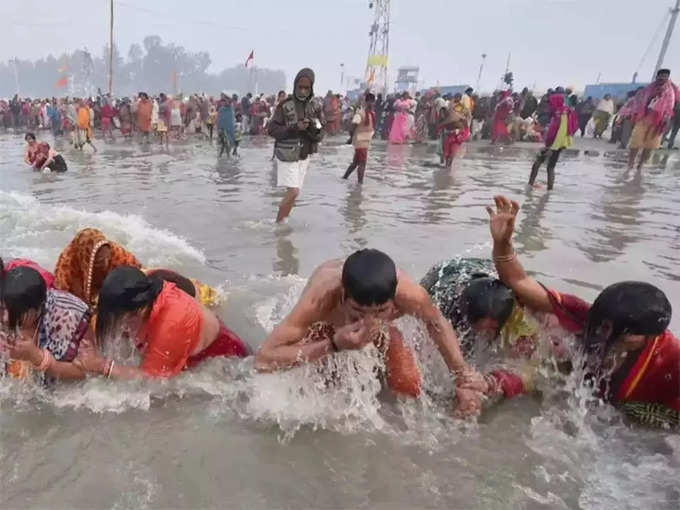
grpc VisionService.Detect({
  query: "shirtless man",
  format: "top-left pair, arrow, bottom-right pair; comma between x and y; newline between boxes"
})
255,249 -> 483,414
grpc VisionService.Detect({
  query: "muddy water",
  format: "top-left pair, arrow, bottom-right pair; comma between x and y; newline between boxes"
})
1,131 -> 679,509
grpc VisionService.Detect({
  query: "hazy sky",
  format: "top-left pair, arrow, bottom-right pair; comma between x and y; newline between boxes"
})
1,0 -> 679,94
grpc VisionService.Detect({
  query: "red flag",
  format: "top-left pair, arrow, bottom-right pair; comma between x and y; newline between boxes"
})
56,75 -> 68,88
244,50 -> 254,68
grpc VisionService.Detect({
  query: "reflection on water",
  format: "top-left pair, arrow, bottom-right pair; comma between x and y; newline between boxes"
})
1,132 -> 680,509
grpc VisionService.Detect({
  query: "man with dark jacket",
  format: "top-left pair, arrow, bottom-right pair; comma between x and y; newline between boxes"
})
267,68 -> 325,223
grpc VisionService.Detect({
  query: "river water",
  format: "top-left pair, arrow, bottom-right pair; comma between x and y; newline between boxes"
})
1,131 -> 679,509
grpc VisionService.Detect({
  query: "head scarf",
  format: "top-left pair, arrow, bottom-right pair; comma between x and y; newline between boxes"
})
54,228 -> 141,307
294,68 -> 315,101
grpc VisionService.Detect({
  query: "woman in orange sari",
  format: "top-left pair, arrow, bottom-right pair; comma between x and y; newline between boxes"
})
54,228 -> 220,310
54,228 -> 141,310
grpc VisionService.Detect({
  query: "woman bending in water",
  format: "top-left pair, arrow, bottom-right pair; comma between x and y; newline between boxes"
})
0,266 -> 92,383
24,132 -> 68,172
76,266 -> 249,378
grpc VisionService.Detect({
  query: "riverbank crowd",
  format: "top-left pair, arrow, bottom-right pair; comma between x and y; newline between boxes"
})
2,67 -> 679,431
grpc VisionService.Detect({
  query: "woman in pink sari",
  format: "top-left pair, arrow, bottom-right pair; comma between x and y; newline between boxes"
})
389,92 -> 412,144
492,90 -> 514,144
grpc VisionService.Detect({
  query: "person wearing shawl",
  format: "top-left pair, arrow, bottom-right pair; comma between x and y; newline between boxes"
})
0,266 -> 92,383
491,90 -> 514,144
136,92 -> 153,141
75,99 -> 97,152
216,95 -> 235,158
485,195 -> 680,428
592,94 -> 614,138
74,266 -> 248,379
268,67 -> 325,223
628,69 -> 679,170
529,93 -> 578,190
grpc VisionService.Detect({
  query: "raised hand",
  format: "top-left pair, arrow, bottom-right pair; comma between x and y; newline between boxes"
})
486,195 -> 520,247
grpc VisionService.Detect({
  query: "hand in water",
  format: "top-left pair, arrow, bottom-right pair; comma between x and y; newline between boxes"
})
333,319 -> 376,351
74,338 -> 106,374
458,368 -> 490,394
486,195 -> 520,246
454,387 -> 482,418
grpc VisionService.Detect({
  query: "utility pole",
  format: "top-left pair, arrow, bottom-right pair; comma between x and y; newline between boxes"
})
109,0 -> 114,96
340,63 -> 345,93
476,53 -> 486,92
654,0 -> 680,77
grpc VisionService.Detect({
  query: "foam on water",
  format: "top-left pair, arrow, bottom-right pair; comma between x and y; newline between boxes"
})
0,190 -> 206,269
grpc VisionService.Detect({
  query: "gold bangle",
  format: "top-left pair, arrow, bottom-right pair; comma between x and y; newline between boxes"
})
493,252 -> 516,263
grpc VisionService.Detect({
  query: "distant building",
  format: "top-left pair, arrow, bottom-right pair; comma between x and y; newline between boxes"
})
395,67 -> 419,93
583,82 -> 648,100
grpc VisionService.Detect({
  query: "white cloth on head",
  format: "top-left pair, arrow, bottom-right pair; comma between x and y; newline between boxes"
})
276,157 -> 311,189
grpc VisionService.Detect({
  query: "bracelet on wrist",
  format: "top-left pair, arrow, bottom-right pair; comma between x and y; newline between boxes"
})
492,252 -> 516,263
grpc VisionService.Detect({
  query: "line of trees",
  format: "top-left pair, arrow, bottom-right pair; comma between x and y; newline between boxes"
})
0,35 -> 286,99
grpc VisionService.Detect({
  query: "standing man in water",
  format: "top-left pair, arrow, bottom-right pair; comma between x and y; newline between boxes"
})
268,68 -> 325,223
628,69 -> 678,170
255,249 -> 484,415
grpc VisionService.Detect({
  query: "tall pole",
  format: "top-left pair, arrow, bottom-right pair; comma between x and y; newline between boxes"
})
476,53 -> 486,91
340,63 -> 345,93
108,0 -> 114,96
654,0 -> 680,78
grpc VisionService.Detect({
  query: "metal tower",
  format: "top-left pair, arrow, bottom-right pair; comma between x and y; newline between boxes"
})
365,0 -> 390,94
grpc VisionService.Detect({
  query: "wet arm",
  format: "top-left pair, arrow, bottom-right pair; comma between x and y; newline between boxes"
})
254,319 -> 333,372
493,240 -> 553,313
397,278 -> 468,374
45,361 -> 86,380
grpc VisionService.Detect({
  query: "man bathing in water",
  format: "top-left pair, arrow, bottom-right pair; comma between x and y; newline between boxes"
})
255,249 -> 484,415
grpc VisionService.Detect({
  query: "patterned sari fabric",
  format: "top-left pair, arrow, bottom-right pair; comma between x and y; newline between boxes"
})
4,289 -> 90,385
54,228 -> 141,308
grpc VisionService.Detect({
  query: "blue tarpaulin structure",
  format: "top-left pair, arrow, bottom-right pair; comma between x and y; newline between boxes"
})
583,83 -> 648,100
423,84 -> 471,97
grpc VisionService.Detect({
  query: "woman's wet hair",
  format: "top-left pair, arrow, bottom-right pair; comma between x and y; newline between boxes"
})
95,266 -> 163,345
146,269 -> 196,297
24,132 -> 36,142
1,266 -> 47,330
459,276 -> 515,331
585,281 -> 671,354
342,249 -> 397,306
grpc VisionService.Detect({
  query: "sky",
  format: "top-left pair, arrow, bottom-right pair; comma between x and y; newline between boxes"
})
1,0 -> 679,94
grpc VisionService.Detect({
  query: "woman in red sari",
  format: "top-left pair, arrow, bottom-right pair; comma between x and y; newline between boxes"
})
483,195 -> 679,427
492,90 -> 514,144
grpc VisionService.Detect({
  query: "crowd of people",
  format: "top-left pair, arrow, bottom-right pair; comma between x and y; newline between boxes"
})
1,65 -> 679,431
2,194 -> 678,427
